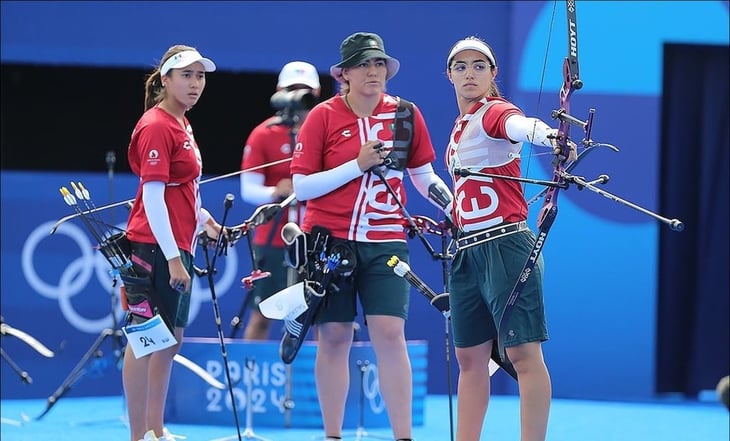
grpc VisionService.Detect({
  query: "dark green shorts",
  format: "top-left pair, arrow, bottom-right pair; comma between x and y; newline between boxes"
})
449,230 -> 548,348
248,245 -> 289,308
129,242 -> 193,328
315,241 -> 410,323
151,246 -> 193,328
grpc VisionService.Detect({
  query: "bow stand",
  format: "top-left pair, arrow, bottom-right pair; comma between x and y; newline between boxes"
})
197,193 -> 246,441
227,194 -> 297,338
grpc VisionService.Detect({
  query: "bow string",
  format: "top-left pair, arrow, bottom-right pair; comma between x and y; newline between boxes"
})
496,0 -> 589,361
496,0 -> 683,362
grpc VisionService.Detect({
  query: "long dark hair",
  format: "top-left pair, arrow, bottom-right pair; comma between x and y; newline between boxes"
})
143,44 -> 197,110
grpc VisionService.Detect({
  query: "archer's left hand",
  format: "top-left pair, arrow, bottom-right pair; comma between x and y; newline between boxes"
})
547,129 -> 578,162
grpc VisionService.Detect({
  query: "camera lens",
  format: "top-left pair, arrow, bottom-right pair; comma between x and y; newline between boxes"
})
270,89 -> 316,111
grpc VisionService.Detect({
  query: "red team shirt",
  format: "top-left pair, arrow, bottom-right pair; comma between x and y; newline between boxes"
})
241,117 -> 297,248
126,106 -> 203,254
445,97 -> 527,232
292,93 -> 436,242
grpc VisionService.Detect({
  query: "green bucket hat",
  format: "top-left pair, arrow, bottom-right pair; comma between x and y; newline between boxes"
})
329,32 -> 400,81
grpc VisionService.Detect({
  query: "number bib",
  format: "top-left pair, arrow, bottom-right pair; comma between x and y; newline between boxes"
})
123,314 -> 177,358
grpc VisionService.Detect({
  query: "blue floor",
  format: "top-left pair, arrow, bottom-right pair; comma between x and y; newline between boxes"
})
1,394 -> 727,441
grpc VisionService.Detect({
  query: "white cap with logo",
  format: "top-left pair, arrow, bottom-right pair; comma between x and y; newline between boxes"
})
277,61 -> 320,89
161,50 -> 216,76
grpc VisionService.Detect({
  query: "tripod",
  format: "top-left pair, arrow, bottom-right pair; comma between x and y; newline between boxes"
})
228,207 -> 288,339
37,151 -> 128,420
36,303 -> 127,420
36,273 -> 127,419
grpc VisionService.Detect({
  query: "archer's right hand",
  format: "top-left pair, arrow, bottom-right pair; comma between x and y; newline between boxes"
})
357,140 -> 388,172
274,178 -> 293,200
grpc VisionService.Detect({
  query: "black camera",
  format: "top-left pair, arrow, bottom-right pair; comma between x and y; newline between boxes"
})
270,89 -> 316,111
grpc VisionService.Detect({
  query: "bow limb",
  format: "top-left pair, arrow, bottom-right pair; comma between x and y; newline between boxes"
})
539,0 -> 581,224
172,354 -> 226,390
1,322 -> 55,358
496,0 -> 581,362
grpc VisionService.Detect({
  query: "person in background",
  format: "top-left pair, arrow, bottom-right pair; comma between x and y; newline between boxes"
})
718,375 -> 730,411
291,32 -> 454,441
124,44 -> 224,441
444,36 -> 575,441
238,61 -> 321,340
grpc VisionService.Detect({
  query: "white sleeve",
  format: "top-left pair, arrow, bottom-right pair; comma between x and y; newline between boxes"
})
408,163 -> 454,217
291,159 -> 363,201
198,207 -> 212,227
505,114 -> 557,147
141,181 -> 180,260
240,172 -> 277,205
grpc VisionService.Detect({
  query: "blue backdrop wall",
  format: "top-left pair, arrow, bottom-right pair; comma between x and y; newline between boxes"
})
1,1 -> 728,403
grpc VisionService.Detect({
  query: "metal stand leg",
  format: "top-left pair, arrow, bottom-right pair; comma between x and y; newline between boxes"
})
441,309 -> 455,441
228,289 -> 255,339
283,205 -> 299,427
0,347 -> 33,385
241,358 -> 272,440
36,327 -> 125,420
283,364 -> 295,428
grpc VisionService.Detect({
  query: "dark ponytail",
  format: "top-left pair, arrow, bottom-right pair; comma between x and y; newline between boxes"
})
142,44 -> 197,111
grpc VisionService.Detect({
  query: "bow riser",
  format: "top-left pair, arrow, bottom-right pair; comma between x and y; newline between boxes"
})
497,0 -> 582,362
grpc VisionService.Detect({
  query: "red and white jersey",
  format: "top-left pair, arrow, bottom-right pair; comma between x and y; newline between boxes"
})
241,116 -> 300,248
127,106 -> 203,253
292,93 -> 436,242
445,97 -> 527,232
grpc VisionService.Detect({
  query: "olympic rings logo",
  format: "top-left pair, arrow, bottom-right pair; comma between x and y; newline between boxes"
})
21,220 -> 240,334
360,361 -> 386,414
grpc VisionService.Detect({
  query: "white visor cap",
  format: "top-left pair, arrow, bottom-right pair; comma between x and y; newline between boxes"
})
161,50 -> 216,76
447,40 -> 496,68
278,61 -> 320,89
